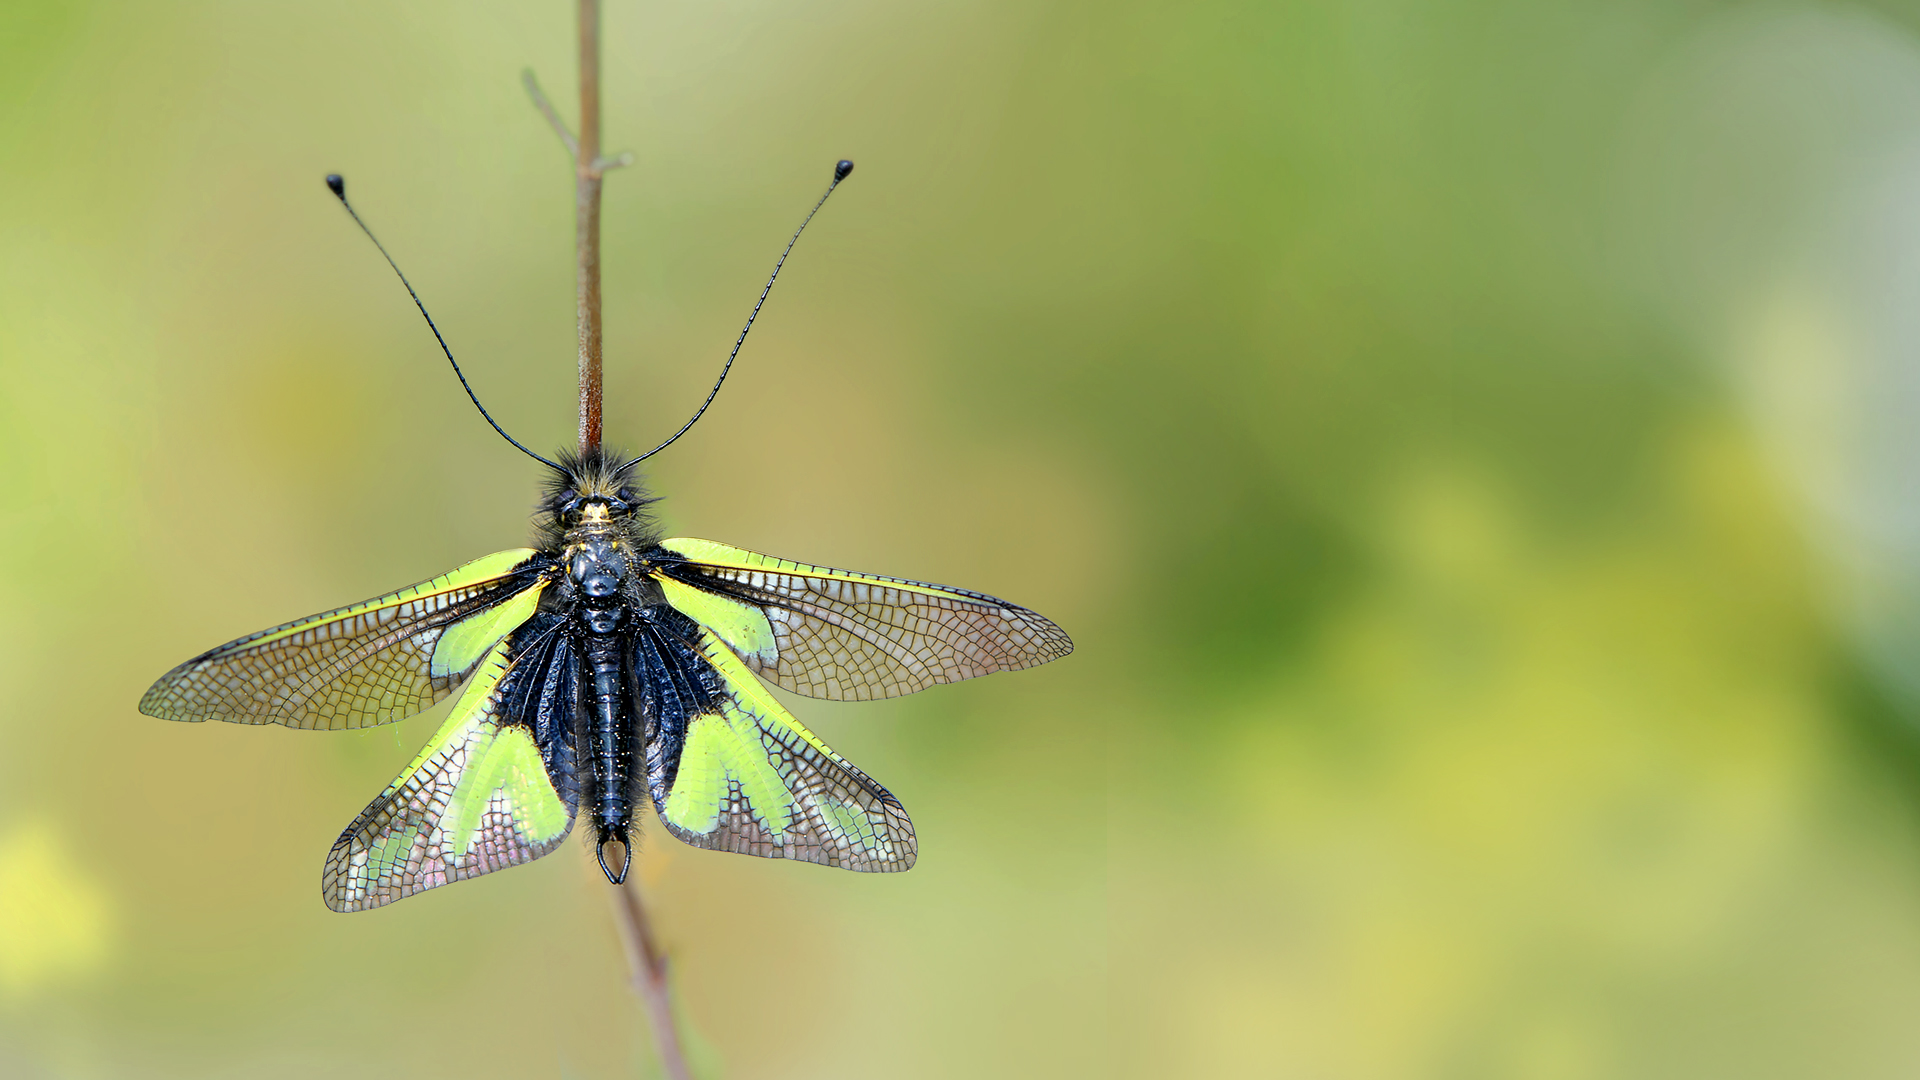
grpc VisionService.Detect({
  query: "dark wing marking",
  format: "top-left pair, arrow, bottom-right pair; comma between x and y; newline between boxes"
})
634,607 -> 915,871
323,617 -> 579,911
140,549 -> 554,730
649,538 -> 1071,702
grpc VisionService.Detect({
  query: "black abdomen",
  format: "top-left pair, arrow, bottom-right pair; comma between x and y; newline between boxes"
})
582,627 -> 638,882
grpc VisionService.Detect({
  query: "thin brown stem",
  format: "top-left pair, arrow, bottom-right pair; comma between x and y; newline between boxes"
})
528,6 -> 684,1076
611,876 -> 693,1080
574,0 -> 604,455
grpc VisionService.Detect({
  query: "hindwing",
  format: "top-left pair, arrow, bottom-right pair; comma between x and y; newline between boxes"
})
324,616 -> 579,912
634,609 -> 915,872
140,549 -> 553,730
649,538 -> 1071,701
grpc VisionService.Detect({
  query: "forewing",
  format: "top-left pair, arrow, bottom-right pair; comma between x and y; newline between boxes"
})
636,613 -> 915,871
323,622 -> 579,912
651,538 -> 1072,701
140,549 -> 552,730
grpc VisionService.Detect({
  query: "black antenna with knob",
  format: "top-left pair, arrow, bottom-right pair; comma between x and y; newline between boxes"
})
324,174 -> 563,472
617,160 -> 855,474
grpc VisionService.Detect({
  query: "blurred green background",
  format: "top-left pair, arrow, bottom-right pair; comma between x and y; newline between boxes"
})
12,0 -> 1920,1076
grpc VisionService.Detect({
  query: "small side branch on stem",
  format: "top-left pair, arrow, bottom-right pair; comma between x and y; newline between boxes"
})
521,69 -> 579,159
525,69 -> 635,174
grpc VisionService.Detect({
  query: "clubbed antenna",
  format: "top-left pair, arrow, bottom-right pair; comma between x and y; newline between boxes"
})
618,159 -> 856,472
324,174 -> 562,472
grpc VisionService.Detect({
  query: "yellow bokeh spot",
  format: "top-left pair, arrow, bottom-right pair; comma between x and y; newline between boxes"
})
0,822 -> 112,999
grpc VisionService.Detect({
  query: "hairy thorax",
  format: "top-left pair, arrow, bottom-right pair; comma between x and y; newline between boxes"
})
558,511 -> 662,625
533,447 -> 667,619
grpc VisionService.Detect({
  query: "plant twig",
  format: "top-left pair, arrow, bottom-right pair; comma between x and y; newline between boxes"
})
611,875 -> 693,1080
530,4 -> 683,1076
574,0 -> 605,455
521,69 -> 579,159
529,0 -> 634,457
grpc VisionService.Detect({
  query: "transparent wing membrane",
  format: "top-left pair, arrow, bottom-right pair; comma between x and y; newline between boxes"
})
653,538 -> 1073,701
139,550 -> 551,730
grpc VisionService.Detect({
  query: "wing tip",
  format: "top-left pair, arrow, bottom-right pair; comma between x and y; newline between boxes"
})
875,846 -> 918,872
321,842 -> 363,913
136,688 -> 202,723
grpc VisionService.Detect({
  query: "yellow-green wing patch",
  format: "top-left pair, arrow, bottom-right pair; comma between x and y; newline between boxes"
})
656,628 -> 914,871
324,640 -> 575,912
430,583 -> 544,677
140,549 -> 549,730
652,573 -> 777,665
655,537 -> 1071,701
